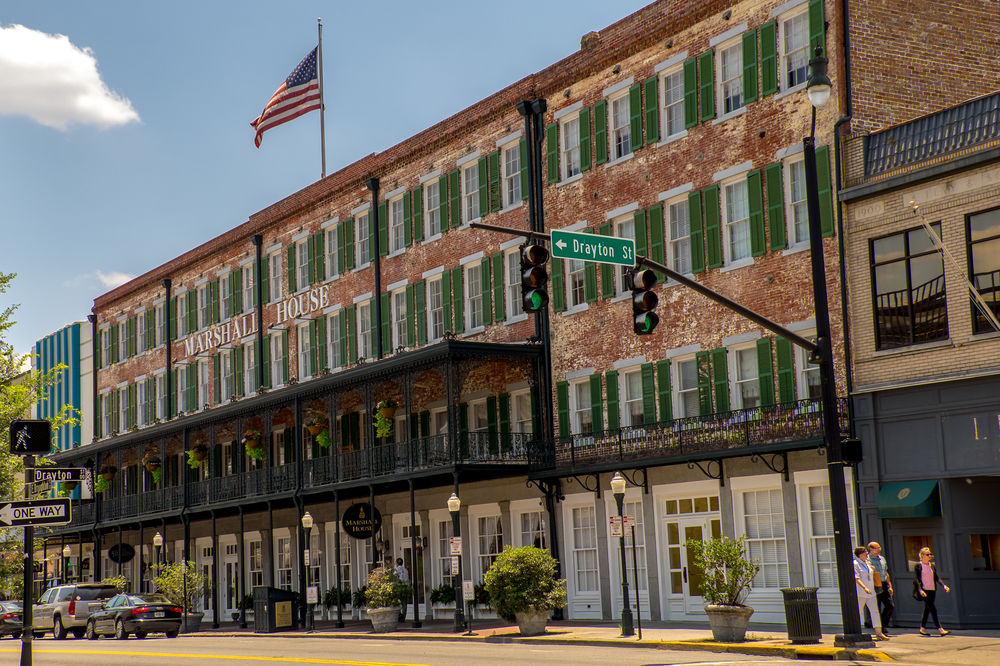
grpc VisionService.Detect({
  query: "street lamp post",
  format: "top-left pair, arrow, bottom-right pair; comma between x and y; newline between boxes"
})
447,492 -> 464,633
153,532 -> 163,595
610,472 -> 634,637
803,46 -> 866,646
62,545 -> 71,584
301,511 -> 314,632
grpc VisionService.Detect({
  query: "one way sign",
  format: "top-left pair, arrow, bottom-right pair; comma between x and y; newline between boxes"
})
0,499 -> 71,527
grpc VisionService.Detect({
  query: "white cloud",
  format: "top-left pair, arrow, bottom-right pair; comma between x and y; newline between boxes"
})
0,23 -> 140,130
63,270 -> 136,291
95,270 -> 135,289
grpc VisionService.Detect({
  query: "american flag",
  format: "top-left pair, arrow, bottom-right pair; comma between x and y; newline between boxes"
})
250,47 -> 321,148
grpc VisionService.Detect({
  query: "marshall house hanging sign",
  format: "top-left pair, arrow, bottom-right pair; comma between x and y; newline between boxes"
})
342,503 -> 382,539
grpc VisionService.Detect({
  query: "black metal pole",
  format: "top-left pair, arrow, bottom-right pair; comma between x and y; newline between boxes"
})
450,506 -> 464,633
211,511 -> 219,628
239,508 -> 247,629
630,524 -> 641,640
251,234 -> 264,390
409,479 -> 421,628
21,455 -> 34,666
803,126 -> 865,645
366,177 -> 383,360
303,523 -> 312,631
334,490 -> 343,628
614,492 -> 633,636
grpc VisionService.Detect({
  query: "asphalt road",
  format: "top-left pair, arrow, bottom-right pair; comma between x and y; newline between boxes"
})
0,635 -> 798,665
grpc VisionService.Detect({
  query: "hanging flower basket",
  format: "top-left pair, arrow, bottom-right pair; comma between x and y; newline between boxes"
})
316,428 -> 332,449
100,467 -> 117,482
187,446 -> 208,469
242,428 -> 262,449
376,399 -> 398,420
306,414 -> 329,436
144,459 -> 161,473
62,480 -> 79,491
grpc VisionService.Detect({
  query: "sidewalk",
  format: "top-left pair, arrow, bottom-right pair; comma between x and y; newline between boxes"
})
188,618 -> 1000,662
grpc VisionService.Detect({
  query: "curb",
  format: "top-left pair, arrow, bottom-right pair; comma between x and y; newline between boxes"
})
189,630 -> 892,661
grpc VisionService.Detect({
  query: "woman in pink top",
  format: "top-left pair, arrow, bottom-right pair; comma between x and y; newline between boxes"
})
912,547 -> 950,636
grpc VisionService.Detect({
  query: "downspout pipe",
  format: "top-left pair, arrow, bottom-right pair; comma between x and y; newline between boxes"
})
251,235 -> 264,390
86,314 -> 101,579
834,0 -> 855,404
366,178 -> 383,360
161,279 -> 172,415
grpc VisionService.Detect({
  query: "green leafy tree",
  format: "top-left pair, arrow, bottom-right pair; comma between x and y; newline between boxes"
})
152,561 -> 206,613
683,535 -> 760,607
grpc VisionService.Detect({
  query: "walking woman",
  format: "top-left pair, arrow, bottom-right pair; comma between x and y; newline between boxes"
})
913,547 -> 951,636
854,546 -> 888,640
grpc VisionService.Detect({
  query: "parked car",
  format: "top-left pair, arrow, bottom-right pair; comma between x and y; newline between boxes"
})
0,601 -> 23,639
85,593 -> 182,639
33,584 -> 118,639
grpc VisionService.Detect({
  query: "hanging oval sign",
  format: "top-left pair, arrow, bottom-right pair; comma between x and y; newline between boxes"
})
341,503 -> 382,539
108,543 -> 135,564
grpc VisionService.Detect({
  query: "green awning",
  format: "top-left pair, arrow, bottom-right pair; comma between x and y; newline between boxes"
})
877,480 -> 940,519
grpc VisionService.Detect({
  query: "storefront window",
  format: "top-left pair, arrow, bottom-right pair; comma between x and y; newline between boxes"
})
970,534 -> 1000,571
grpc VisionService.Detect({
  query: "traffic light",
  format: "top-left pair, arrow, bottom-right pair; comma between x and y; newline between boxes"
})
520,243 -> 550,313
631,268 -> 659,334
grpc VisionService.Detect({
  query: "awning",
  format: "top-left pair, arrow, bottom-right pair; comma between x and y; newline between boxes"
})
877,480 -> 941,519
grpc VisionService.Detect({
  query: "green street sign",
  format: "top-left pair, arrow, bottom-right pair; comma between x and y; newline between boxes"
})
550,229 -> 636,267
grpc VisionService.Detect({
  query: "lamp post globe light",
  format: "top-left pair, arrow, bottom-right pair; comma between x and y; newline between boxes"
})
62,545 -> 71,583
802,46 -> 865,645
301,511 -> 314,631
610,472 -> 634,637
447,492 -> 464,633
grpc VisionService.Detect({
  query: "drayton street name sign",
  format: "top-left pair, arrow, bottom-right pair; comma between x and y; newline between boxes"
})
550,229 -> 636,267
0,499 -> 71,527
27,468 -> 87,484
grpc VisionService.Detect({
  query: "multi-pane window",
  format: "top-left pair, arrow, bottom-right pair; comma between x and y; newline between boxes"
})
101,329 -> 112,368
242,265 -> 255,313
968,208 -> 1000,333
567,258 -> 586,308
337,531 -> 351,593
466,265 -> 483,329
623,500 -> 647,591
326,314 -> 341,369
502,142 -> 520,207
392,291 -> 407,349
872,223 -> 947,349
356,213 -> 371,266
119,386 -> 129,430
505,251 -> 521,318
119,321 -> 128,359
197,360 -> 209,409
668,198 -> 691,274
308,532 -> 321,587
470,401 -> 489,433
610,94 -> 631,159
137,381 -> 148,426
520,511 -> 546,549
676,358 -> 700,417
176,369 -> 189,414
477,516 -> 503,579
796,342 -> 821,400
724,179 -> 751,263
296,241 -> 309,290
734,348 -> 760,409
572,506 -> 599,592
177,295 -> 189,337
437,521 -> 454,586
389,198 -> 405,253
561,116 -> 581,179
614,216 -> 635,295
276,537 -> 293,590
155,305 -> 165,347
101,391 -> 112,434
244,343 -> 257,396
462,165 -> 479,223
787,159 -> 809,245
662,69 -> 685,138
719,42 -> 743,115
297,323 -> 311,380
197,286 -> 209,329
743,488 -> 789,588
270,334 -> 284,386
220,352 -> 233,402
572,381 -> 593,435
806,485 -> 837,587
622,370 -> 643,427
155,374 -> 166,420
781,11 -> 809,90
268,252 -> 282,303
324,227 -> 339,277
511,391 -> 533,434
425,181 -> 443,237
357,301 -> 372,359
220,274 -> 232,320
427,279 -> 444,342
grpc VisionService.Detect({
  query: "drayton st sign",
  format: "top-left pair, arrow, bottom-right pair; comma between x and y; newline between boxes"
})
0,499 -> 71,527
550,229 -> 636,267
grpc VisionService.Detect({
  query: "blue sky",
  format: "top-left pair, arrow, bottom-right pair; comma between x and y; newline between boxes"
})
1,0 -> 652,358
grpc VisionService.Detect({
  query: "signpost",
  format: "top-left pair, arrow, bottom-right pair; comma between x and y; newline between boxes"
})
550,229 -> 636,267
0,499 -> 71,527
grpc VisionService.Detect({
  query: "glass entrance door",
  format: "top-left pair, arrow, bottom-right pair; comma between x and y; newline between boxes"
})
681,521 -> 709,614
662,494 -> 721,617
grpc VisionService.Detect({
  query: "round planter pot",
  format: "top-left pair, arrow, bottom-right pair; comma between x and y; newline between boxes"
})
515,609 -> 549,636
192,450 -> 207,461
378,407 -> 396,420
144,463 -> 161,473
244,437 -> 261,450
179,611 -> 205,634
100,472 -> 116,481
306,424 -> 326,436
704,604 -> 754,642
63,481 -> 78,491
367,606 -> 400,633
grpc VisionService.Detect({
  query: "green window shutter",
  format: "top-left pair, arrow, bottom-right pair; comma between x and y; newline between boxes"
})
765,162 -> 787,250
403,191 -> 412,247
760,20 -> 778,96
486,396 -> 498,452
411,188 -> 423,242
451,267 -> 464,333
644,77 -> 660,145
698,50 -> 715,122
704,185 -> 722,269
377,202 -> 388,256
406,284 -> 416,346
629,83 -> 643,150
419,411 -> 430,438
478,156 -> 489,218
261,338 -> 271,389
589,374 -> 603,433
260,255 -> 271,303
641,362 -> 656,425
307,234 -> 316,286
232,269 -> 243,315
530,389 -> 540,435
498,393 -> 511,435
415,280 -> 427,344
95,331 -> 103,368
648,204 -> 666,274
683,58 -> 698,128
579,107 -> 592,172
742,30 -> 758,104
342,218 -> 354,270
481,258 -> 493,325
442,270 -> 452,333
438,175 -> 449,230
809,0 -> 826,55
448,170 -> 461,228
350,412 -> 361,451
233,347 -> 244,397
212,279 -> 221,323
583,229 -> 597,303
634,209 -> 648,258
656,359 -> 673,421
492,253 -> 505,322
95,394 -> 103,438
281,329 -> 289,385
128,317 -> 136,357
314,231 -> 326,282
168,297 -> 177,341
556,381 -> 570,438
213,354 -> 221,403
186,364 -> 197,411
287,245 -> 297,294
696,351 -> 712,416
776,337 -> 796,404
380,292 -> 390,355
605,370 -> 620,431
594,99 -> 608,165
340,309 -> 350,365
488,151 -> 501,213
309,319 -> 318,376
598,222 -> 614,298
110,325 -> 119,363
519,139 -> 530,200
748,169 -> 766,257
711,347 -> 730,413
545,123 -> 559,184
756,338 -> 775,408
816,145 -> 835,236
551,257 -> 565,312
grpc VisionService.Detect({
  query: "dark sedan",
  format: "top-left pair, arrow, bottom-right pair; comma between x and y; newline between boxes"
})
85,594 -> 182,639
0,602 -> 22,639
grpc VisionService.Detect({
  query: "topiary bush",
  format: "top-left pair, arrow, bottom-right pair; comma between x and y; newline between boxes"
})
363,566 -> 411,609
483,546 -> 566,623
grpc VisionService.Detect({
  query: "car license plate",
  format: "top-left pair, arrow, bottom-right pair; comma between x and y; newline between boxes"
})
154,612 -> 165,618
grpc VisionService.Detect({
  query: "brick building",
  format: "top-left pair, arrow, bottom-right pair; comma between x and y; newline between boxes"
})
51,0 -> 867,627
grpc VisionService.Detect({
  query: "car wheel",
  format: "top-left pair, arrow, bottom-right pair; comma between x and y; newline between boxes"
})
85,621 -> 98,640
115,619 -> 128,640
165,630 -> 179,638
53,616 -> 68,640
135,631 -> 147,639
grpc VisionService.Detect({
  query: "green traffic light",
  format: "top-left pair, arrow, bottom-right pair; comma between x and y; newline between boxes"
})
523,290 -> 548,312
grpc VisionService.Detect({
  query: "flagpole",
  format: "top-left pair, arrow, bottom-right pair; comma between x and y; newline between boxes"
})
317,17 -> 327,179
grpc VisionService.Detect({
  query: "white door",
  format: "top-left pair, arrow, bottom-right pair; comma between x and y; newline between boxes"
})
222,543 -> 239,621
663,510 -> 722,616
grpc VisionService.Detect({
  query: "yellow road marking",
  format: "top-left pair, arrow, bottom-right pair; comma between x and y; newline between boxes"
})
0,648 -> 428,666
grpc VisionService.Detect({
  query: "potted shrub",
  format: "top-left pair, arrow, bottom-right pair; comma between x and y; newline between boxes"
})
483,546 -> 566,636
187,445 -> 208,469
364,566 -> 411,633
153,560 -> 207,633
684,535 -> 761,642
235,593 -> 255,622
142,452 -> 161,473
372,400 -> 398,439
429,582 -> 456,606
306,414 -> 328,436
324,586 -> 351,611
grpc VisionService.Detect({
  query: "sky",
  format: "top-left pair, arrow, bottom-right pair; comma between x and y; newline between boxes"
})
1,0 -> 653,359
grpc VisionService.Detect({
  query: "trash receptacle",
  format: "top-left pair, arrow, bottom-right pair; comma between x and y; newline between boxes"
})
781,587 -> 821,644
253,586 -> 300,633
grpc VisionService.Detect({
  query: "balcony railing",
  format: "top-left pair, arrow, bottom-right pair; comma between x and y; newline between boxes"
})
532,397 -> 848,471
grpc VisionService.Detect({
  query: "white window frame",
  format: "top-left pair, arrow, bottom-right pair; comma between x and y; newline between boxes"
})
242,265 -> 255,313
176,296 -> 188,339
101,390 -> 112,435
324,226 -> 340,278
731,346 -> 761,410
137,380 -> 148,427
717,39 -> 744,117
295,240 -> 309,292
674,355 -> 701,418
388,196 -> 405,254
785,157 -> 809,248
501,141 -> 521,209
155,374 -> 166,420
566,258 -> 587,310
612,214 -> 635,297
666,195 -> 692,275
778,8 -> 810,94
197,359 -> 209,409
793,468 -> 858,589
220,351 -> 233,402
571,379 -> 593,436
461,164 -> 479,224
660,66 -> 686,140
730,475 -> 790,590
427,278 -> 444,343
268,251 -> 282,303
100,328 -> 111,368
243,342 -> 257,397
504,249 -> 526,323
518,509 -> 546,549
326,313 -> 342,370
796,332 -> 821,401
474,512 -> 504,581
391,289 -> 407,350
297,322 -> 311,380
620,368 -> 644,428
424,180 -> 443,239
465,264 -> 484,331
510,389 -> 533,435
155,305 -> 165,348
275,534 -> 293,591
560,115 -> 581,181
435,517 -> 454,587
176,368 -> 188,415
356,212 -> 371,268
357,301 -> 372,360
223,274 -> 235,321
270,333 -> 285,388
197,287 -> 209,330
721,176 -> 752,267
119,321 -> 128,359
569,501 -> 600,594
609,92 -> 632,161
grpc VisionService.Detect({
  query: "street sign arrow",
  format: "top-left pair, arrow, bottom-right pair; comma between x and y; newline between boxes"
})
550,229 -> 636,267
27,468 -> 87,484
0,499 -> 71,527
